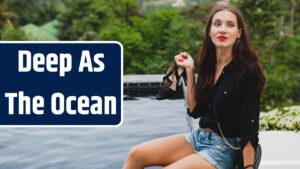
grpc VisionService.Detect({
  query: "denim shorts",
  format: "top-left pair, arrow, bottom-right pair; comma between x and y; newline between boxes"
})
185,128 -> 240,169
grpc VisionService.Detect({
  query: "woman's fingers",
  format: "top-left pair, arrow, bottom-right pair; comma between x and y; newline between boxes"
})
175,52 -> 194,69
176,52 -> 190,61
180,52 -> 190,59
174,55 -> 181,62
176,52 -> 195,70
175,55 -> 187,68
174,55 -> 183,66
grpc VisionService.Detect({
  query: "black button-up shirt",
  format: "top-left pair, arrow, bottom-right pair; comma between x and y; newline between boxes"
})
187,60 -> 260,149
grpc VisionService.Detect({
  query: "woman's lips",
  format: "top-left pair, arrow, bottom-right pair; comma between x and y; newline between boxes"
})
217,36 -> 228,41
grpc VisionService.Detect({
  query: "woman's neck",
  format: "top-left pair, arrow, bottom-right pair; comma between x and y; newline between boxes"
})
215,47 -> 233,66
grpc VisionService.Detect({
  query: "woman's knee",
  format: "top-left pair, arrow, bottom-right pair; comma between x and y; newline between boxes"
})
127,144 -> 147,163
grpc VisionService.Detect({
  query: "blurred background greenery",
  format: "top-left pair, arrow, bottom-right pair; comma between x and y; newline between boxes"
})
0,0 -> 299,116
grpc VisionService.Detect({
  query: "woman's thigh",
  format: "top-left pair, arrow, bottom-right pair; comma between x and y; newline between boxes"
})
132,134 -> 194,167
163,154 -> 216,169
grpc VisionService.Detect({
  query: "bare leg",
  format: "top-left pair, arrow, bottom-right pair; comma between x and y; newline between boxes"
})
163,154 -> 216,169
122,134 -> 194,169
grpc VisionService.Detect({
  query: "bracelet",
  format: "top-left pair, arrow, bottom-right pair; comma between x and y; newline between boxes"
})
244,164 -> 254,169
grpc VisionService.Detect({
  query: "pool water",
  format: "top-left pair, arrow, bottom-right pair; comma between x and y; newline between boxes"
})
0,98 -> 196,169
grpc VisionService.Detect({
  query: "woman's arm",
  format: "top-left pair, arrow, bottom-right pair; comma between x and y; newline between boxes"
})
175,52 -> 197,111
185,67 -> 197,111
243,141 -> 255,168
238,70 -> 261,168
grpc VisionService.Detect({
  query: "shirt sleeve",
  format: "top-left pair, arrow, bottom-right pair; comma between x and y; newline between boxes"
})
186,74 -> 206,119
238,70 -> 260,150
187,103 -> 206,119
187,104 -> 203,119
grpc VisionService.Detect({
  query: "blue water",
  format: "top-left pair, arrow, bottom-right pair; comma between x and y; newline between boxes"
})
0,98 -> 194,169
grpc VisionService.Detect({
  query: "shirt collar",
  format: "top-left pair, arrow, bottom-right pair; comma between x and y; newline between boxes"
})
224,59 -> 237,71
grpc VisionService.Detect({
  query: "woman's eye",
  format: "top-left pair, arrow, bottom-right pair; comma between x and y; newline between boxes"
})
227,23 -> 235,28
213,22 -> 221,26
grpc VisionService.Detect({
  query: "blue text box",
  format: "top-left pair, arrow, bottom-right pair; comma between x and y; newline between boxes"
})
0,41 -> 123,126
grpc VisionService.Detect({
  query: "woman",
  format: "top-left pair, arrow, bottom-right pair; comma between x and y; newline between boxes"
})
123,2 -> 265,169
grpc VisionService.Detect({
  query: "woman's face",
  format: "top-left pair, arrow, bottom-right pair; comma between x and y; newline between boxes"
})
209,10 -> 241,49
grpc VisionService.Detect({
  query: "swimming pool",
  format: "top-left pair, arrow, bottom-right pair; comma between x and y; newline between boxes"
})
0,98 -> 193,169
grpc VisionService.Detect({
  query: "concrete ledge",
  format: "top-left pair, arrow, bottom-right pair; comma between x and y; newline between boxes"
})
123,74 -> 164,97
124,74 -> 164,83
260,131 -> 300,169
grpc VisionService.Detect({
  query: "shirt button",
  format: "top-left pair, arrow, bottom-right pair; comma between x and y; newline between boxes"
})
222,71 -> 225,74
251,119 -> 255,123
209,104 -> 211,107
224,91 -> 227,95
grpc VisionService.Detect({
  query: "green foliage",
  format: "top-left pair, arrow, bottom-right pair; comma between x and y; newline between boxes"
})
58,0 -> 106,40
261,34 -> 300,110
98,8 -> 202,74
1,0 -> 66,25
1,29 -> 27,40
181,2 -> 215,25
127,9 -> 202,74
41,20 -> 59,37
58,0 -> 139,40
260,106 -> 300,131
0,3 -> 15,32
232,0 -> 288,40
20,20 -> 58,41
99,18 -> 149,74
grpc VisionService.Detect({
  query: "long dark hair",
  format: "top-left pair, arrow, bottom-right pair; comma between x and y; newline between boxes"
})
196,2 -> 265,103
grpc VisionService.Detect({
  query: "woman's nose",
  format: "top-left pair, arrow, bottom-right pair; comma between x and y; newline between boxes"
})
219,24 -> 227,34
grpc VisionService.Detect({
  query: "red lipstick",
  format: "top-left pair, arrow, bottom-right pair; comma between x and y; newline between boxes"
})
217,36 -> 228,41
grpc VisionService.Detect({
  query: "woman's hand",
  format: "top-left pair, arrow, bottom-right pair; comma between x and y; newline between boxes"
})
174,52 -> 194,71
